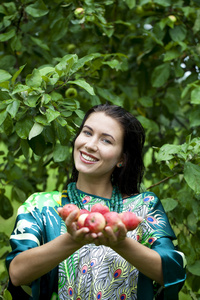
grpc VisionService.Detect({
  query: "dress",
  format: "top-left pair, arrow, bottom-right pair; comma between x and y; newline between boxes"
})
6,188 -> 186,300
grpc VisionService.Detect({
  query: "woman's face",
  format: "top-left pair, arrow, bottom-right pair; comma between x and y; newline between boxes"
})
74,112 -> 124,181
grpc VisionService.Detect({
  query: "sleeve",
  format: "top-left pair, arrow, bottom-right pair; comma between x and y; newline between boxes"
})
152,238 -> 186,300
142,192 -> 186,299
6,194 -> 44,300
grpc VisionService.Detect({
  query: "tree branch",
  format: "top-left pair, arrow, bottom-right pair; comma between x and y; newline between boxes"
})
146,173 -> 178,190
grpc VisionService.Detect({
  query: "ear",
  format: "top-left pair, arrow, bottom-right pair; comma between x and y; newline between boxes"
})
117,154 -> 126,168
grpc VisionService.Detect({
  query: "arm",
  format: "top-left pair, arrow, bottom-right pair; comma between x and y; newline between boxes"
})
94,224 -> 164,286
9,210 -> 89,286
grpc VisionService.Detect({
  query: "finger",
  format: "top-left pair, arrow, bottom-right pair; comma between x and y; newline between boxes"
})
65,210 -> 79,226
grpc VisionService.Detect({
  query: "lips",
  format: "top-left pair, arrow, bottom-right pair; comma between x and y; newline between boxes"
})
80,151 -> 99,163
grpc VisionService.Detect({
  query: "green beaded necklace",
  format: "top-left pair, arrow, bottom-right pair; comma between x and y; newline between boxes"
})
66,182 -> 123,213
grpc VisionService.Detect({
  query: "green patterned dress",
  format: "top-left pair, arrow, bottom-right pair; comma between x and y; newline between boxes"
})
6,189 -> 186,300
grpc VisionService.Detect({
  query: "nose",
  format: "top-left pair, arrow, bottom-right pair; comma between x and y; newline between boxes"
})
85,137 -> 98,152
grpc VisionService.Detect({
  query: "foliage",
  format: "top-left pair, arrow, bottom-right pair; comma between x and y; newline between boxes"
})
0,0 -> 200,298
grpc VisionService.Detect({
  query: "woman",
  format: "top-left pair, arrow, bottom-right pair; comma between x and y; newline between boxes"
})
6,104 -> 186,300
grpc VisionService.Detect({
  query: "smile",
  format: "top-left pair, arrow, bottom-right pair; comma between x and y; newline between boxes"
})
80,152 -> 98,163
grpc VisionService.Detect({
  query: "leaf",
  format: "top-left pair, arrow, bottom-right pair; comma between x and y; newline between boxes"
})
137,116 -> 159,133
0,112 -> 8,131
68,79 -> 95,95
31,36 -> 50,51
53,144 -> 68,162
156,144 -> 181,161
191,87 -> 200,104
124,0 -> 136,9
11,64 -> 26,85
6,100 -> 20,118
0,69 -> 12,83
56,54 -> 78,76
25,0 -> 49,17
12,84 -> 30,94
46,108 -> 60,123
0,29 -> 15,42
69,53 -> 101,75
188,260 -> 200,276
151,63 -> 170,88
26,68 -> 43,88
29,123 -> 44,140
169,25 -> 187,42
163,49 -> 180,62
161,198 -> 178,212
16,117 -> 33,139
184,162 -> 200,194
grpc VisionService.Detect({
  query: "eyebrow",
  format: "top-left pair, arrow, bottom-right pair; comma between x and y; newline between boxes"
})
83,125 -> 116,141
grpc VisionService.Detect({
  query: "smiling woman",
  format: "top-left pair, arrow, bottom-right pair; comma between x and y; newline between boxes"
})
6,104 -> 186,300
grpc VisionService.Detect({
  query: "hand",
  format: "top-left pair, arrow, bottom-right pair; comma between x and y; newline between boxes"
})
61,210 -> 99,245
94,222 -> 127,247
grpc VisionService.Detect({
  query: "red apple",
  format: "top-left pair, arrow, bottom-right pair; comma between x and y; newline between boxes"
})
84,212 -> 106,233
79,209 -> 90,215
104,212 -> 123,232
59,204 -> 80,220
119,212 -> 142,231
77,213 -> 89,229
91,203 -> 110,215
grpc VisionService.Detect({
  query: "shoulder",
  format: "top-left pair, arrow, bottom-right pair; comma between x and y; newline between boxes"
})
18,191 -> 62,214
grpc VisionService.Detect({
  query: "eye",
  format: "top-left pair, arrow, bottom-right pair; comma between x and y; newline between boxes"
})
83,130 -> 92,136
102,138 -> 112,144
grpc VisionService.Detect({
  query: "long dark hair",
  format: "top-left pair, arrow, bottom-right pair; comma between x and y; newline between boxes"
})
70,104 -> 145,196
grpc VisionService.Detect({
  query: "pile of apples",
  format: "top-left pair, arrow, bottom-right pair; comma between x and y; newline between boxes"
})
58,203 -> 142,233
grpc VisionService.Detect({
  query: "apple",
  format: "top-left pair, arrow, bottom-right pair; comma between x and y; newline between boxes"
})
119,212 -> 142,231
84,212 -> 106,233
65,88 -> 77,98
74,7 -> 85,19
168,15 -> 177,23
104,212 -> 123,232
77,213 -> 89,229
91,203 -> 110,215
58,204 -> 80,220
79,208 -> 90,215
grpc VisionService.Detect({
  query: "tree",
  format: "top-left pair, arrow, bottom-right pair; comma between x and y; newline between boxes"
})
0,0 -> 200,298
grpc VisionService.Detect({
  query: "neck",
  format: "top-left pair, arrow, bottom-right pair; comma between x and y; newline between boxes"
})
76,176 -> 113,199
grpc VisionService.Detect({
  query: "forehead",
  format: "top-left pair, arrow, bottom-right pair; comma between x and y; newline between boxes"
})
84,112 -> 124,136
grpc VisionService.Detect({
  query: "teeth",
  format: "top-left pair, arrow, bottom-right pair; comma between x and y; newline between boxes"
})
82,153 -> 97,162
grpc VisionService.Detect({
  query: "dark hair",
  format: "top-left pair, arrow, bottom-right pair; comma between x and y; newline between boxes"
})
70,104 -> 145,196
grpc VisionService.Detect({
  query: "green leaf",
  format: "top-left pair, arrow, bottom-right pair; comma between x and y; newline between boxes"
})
31,36 -> 50,51
46,108 -> 60,123
12,84 -> 30,94
56,54 -> 78,76
156,144 -> 181,161
161,198 -> 178,212
11,64 -> 26,85
163,49 -> 180,62
169,25 -> 187,42
26,69 -> 43,88
6,100 -> 20,118
0,29 -> 15,42
191,87 -> 200,104
25,0 -> 49,17
16,117 -> 33,139
68,79 -> 95,95
188,260 -> 200,276
124,0 -> 136,9
0,194 -> 13,219
0,110 -> 7,126
69,53 -> 101,75
151,63 -> 170,88
53,144 -> 68,162
29,122 -> 44,140
0,69 -> 12,83
137,116 -> 159,133
138,96 -> 153,107
184,162 -> 200,194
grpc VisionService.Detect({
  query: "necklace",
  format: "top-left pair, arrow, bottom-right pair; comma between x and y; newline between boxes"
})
65,182 -> 123,213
